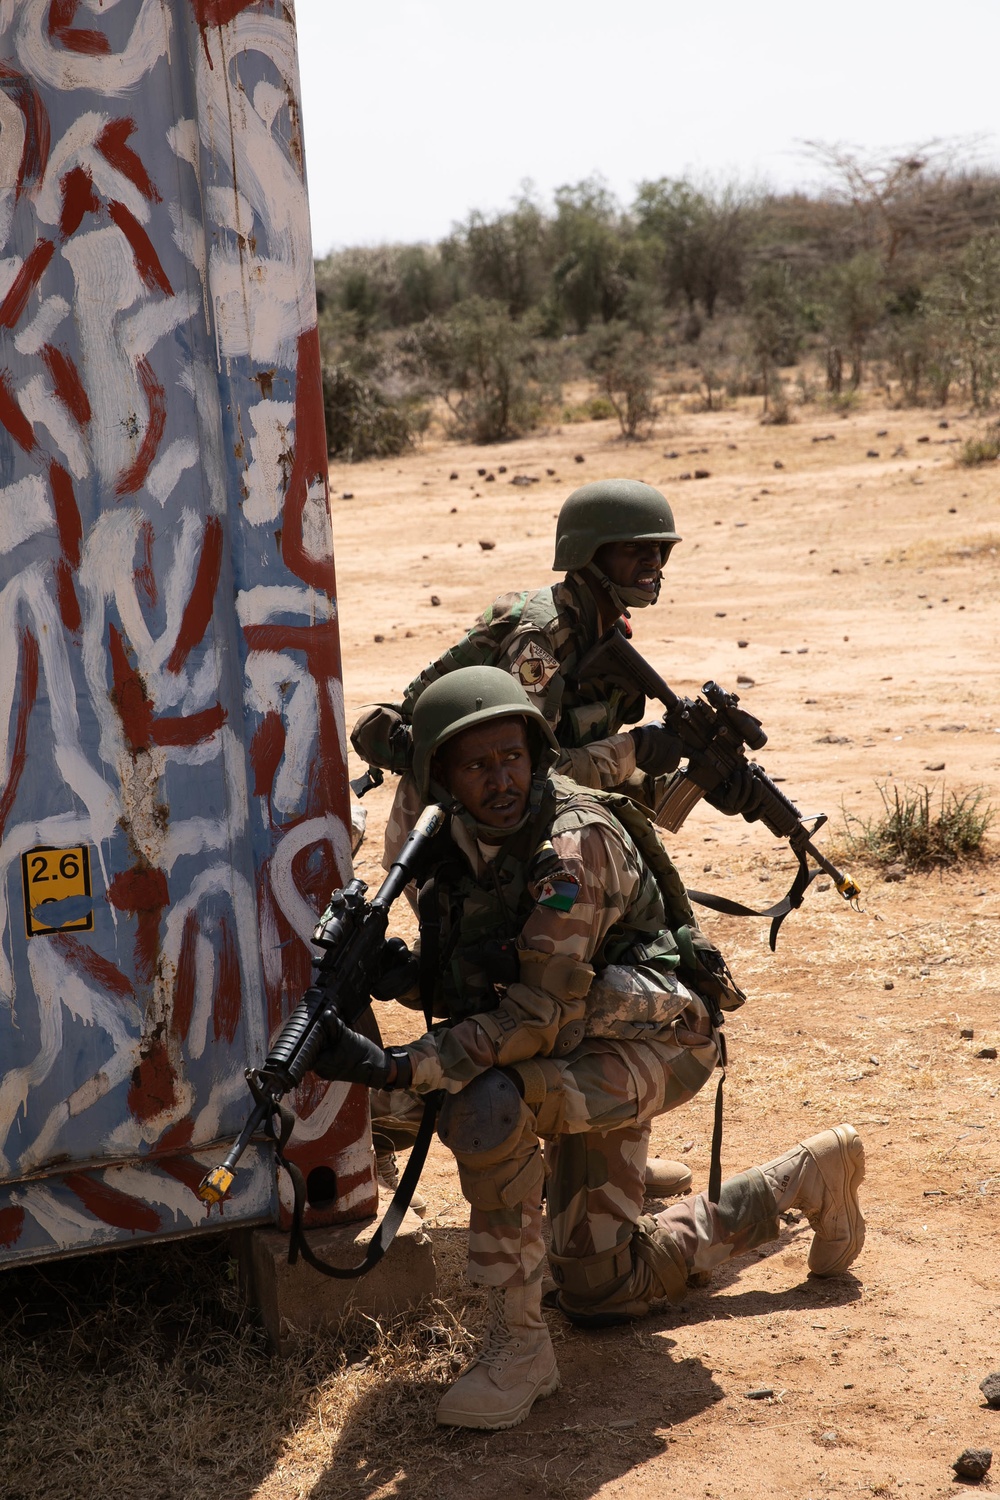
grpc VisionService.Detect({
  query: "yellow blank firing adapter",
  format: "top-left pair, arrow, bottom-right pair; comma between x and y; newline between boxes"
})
837,873 -> 862,902
197,1165 -> 235,1206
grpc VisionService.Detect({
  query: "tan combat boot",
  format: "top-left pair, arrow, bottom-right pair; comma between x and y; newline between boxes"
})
375,1148 -> 427,1217
644,1157 -> 693,1198
759,1124 -> 866,1276
436,1282 -> 560,1430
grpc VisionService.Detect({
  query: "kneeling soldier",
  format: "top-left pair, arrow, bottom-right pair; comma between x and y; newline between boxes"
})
318,667 -> 866,1430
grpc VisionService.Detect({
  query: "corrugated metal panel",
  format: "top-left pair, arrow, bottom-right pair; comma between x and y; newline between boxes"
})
0,0 -> 375,1265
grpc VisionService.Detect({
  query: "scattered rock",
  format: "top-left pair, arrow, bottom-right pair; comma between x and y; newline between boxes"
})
478,539 -> 496,550
510,474 -> 538,486
737,639 -> 749,648
817,880 -> 831,892
876,428 -> 888,437
485,473 -> 495,482
341,491 -> 354,500
773,459 -> 784,469
664,450 -> 679,458
884,981 -> 894,990
884,863 -> 907,883
736,674 -> 755,686
450,506 -> 458,513
925,762 -> 946,771
498,465 -> 507,473
815,733 -> 850,744
746,1387 -> 774,1401
869,1055 -> 880,1065
961,1028 -> 974,1040
449,471 -> 459,480
679,472 -> 693,481
939,724 -> 966,732
949,505 -> 957,513
975,1047 -> 998,1060
952,1449 -> 992,1481
574,453 -> 585,463
797,646 -> 809,654
819,1430 -> 839,1446
694,469 -> 711,479
917,434 -> 930,443
373,634 -> 384,643
867,449 -> 880,458
980,1372 -> 1000,1408
715,611 -> 727,617
939,419 -> 950,428
812,434 -> 836,442
429,595 -> 441,606
892,444 -> 906,456
477,467 -> 487,476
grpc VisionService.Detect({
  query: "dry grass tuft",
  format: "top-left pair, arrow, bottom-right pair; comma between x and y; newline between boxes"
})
841,781 -> 995,871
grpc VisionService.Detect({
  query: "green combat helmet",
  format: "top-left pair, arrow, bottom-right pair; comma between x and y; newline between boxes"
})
411,665 -> 559,799
552,478 -> 681,611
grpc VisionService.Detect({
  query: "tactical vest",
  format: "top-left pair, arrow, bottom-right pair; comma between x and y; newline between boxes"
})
426,775 -> 691,1021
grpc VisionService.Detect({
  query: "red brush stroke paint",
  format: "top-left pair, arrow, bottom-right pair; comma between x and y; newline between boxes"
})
0,630 -> 39,841
55,560 -> 82,632
47,0 -> 112,54
0,1205 -> 25,1247
250,710 -> 285,798
212,915 -> 241,1043
171,909 -> 198,1042
52,934 -> 135,1001
108,863 -> 169,987
158,1154 -> 205,1195
165,516 -> 223,672
115,356 -> 166,496
64,1171 -> 161,1233
135,519 -> 157,607
0,371 -> 36,452
156,1120 -> 195,1156
95,118 -> 160,202
108,623 -> 152,751
127,1033 -> 178,1122
108,201 -> 172,296
151,702 -> 226,747
49,460 -> 83,566
243,621 -> 346,820
0,64 -> 51,197
42,345 -> 91,427
281,329 -> 336,594
0,239 -> 55,329
190,0 -> 263,26
59,164 -> 100,237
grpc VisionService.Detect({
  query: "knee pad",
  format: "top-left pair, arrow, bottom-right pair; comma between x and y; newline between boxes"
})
548,1217 -> 689,1326
438,1069 -> 543,1211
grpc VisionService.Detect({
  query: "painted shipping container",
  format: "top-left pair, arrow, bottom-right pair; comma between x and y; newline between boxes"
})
0,0 -> 376,1267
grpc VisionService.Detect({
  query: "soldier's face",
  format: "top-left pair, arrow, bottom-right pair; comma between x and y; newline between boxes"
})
594,539 -> 667,602
439,718 -> 532,832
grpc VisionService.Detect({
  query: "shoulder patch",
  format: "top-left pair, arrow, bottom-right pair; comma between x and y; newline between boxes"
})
536,876 -> 580,912
510,639 -> 560,694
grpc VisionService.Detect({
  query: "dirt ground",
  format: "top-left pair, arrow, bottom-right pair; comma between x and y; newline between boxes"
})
4,394 -> 999,1500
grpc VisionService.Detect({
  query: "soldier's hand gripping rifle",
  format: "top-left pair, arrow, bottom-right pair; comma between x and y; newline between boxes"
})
577,627 -> 860,948
197,803 -> 446,1228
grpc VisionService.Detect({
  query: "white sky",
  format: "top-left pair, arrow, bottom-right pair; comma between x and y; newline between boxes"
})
294,0 -> 999,257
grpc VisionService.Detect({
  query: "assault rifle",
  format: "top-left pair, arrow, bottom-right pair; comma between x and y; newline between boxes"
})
576,627 -> 860,947
197,803 -> 446,1277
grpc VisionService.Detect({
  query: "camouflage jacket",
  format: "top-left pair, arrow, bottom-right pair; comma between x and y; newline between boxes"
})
402,776 -> 695,1095
355,573 -> 646,791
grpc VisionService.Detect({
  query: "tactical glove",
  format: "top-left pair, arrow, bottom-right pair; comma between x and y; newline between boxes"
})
369,937 -> 420,1001
704,763 -> 764,819
630,723 -> 684,777
312,1014 -> 413,1089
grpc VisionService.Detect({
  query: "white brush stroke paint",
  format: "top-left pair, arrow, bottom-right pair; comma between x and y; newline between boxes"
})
243,650 -> 303,718
0,84 -> 25,199
0,944 -> 63,1173
190,1073 -> 253,1147
21,1184 -> 118,1250
0,256 -> 20,302
236,584 -> 334,628
187,930 -> 216,1065
109,1167 -> 200,1222
178,359 -> 227,514
17,372 -> 88,480
146,437 -> 199,506
242,398 -> 293,525
269,815 -> 341,944
34,112 -> 152,229
272,675 -> 317,817
302,478 -> 335,563
16,0 -> 170,97
14,294 -> 71,357
0,475 -> 53,554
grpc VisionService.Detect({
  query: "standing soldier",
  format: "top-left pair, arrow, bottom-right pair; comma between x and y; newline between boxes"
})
352,478 -> 750,1201
320,667 -> 866,1431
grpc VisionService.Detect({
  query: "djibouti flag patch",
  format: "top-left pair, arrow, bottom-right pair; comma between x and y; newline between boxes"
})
537,878 -> 579,911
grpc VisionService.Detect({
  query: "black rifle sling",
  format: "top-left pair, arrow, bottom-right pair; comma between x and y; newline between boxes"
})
687,845 -> 823,951
280,871 -> 446,1281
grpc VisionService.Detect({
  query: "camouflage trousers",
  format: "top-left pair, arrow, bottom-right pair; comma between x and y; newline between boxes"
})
372,994 -> 725,1289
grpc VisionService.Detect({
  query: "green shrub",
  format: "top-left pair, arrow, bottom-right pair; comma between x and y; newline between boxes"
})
843,781 -> 995,869
957,425 -> 1000,465
322,366 -> 416,462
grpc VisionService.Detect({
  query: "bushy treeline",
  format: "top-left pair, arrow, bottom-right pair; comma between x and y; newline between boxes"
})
317,151 -> 1000,456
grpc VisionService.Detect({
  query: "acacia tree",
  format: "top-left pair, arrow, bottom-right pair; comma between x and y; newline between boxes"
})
633,177 -> 754,318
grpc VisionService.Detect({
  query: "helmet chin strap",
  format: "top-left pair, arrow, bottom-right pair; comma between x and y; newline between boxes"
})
582,561 -> 660,614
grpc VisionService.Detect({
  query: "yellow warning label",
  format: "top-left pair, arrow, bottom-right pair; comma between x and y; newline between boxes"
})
21,845 -> 94,938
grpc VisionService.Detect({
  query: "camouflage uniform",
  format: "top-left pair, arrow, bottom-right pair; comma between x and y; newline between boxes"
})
367,573 -> 648,865
373,775 -> 723,1292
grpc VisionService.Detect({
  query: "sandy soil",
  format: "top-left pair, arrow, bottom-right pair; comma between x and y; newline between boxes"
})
324,396 -> 1000,1500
